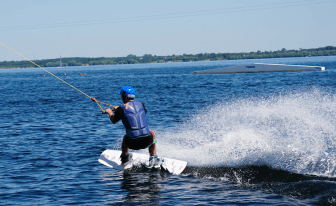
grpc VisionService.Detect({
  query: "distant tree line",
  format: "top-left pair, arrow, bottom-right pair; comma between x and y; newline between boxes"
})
1,46 -> 336,69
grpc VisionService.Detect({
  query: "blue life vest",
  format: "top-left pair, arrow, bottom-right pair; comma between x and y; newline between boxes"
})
121,100 -> 151,139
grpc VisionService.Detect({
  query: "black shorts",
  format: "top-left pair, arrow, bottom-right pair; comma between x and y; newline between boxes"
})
123,133 -> 154,150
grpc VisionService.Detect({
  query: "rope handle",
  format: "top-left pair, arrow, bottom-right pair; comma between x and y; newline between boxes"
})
91,97 -> 115,113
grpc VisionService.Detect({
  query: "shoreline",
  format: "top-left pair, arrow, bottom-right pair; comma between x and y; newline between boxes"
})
1,46 -> 336,69
1,54 -> 335,70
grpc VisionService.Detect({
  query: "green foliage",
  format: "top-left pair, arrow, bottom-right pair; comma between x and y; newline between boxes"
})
1,46 -> 336,69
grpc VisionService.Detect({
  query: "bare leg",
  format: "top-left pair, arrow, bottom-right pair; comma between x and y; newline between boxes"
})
149,143 -> 156,156
149,131 -> 156,156
121,140 -> 129,156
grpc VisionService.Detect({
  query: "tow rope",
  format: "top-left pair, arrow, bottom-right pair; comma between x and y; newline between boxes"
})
0,41 -> 114,112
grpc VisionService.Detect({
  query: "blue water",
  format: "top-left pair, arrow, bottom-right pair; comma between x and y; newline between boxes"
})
1,56 -> 336,205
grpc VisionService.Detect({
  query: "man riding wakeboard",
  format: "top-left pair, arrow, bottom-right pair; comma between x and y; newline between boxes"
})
92,86 -> 160,168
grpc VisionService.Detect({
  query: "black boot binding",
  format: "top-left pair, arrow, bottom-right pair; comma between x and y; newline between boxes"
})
120,153 -> 133,165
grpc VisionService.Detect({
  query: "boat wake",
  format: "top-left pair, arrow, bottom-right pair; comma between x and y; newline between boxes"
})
182,165 -> 336,204
158,88 -> 336,178
182,165 -> 336,183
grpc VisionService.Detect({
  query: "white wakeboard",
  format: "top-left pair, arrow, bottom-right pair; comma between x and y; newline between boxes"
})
98,149 -> 187,175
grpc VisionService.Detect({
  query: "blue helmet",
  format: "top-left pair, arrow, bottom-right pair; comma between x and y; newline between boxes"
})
119,86 -> 135,98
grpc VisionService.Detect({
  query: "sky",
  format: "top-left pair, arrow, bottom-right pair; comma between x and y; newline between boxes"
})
0,0 -> 335,61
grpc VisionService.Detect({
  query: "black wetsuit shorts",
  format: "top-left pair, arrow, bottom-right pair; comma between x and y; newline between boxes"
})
123,131 -> 154,150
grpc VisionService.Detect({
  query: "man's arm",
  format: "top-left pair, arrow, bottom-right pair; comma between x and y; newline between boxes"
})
106,106 -> 123,124
91,98 -> 123,124
104,108 -> 116,124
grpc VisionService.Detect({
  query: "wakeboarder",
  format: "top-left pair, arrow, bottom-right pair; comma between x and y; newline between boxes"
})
92,86 -> 160,168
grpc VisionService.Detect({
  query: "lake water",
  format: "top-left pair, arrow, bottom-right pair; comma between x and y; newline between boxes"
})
1,56 -> 336,205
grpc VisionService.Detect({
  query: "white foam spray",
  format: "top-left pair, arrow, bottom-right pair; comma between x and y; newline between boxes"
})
157,88 -> 336,177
